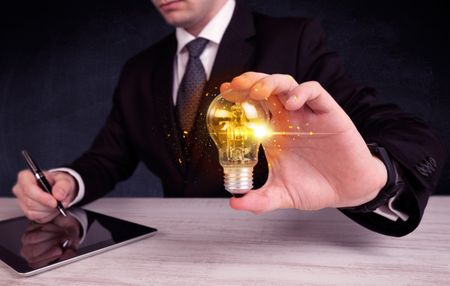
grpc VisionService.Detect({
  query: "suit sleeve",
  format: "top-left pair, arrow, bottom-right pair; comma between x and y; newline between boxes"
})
67,62 -> 140,205
294,19 -> 446,236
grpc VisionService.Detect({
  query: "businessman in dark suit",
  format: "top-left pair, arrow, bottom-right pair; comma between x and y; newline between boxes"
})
12,0 -> 445,236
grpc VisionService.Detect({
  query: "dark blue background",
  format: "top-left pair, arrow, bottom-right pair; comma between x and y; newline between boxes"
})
0,0 -> 448,197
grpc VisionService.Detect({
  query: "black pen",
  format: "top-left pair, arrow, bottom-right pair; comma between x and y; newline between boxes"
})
21,150 -> 67,217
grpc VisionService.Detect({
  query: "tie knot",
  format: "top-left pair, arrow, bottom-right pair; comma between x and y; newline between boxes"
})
185,37 -> 209,58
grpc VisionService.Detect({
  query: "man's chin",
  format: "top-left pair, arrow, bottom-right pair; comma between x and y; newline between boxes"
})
163,15 -> 193,29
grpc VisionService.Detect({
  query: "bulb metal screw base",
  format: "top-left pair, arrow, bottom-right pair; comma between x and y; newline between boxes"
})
223,167 -> 253,195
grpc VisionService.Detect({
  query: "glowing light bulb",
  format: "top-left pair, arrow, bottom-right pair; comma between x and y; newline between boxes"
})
206,93 -> 271,196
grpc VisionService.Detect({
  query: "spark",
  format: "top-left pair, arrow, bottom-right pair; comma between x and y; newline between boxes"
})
269,131 -> 336,136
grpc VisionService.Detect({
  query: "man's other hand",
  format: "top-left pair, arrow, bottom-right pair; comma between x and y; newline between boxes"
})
12,170 -> 77,223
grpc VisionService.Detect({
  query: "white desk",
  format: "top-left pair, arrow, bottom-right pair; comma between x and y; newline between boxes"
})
0,197 -> 449,285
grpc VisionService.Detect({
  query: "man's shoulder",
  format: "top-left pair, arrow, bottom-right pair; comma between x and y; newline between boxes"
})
122,33 -> 176,72
251,12 -> 323,44
255,11 -> 320,36
254,12 -> 312,27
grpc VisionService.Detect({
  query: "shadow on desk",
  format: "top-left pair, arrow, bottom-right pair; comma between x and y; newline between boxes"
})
239,209 -> 382,248
152,205 -> 385,256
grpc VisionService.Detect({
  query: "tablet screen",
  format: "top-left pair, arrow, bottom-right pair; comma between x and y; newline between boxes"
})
0,209 -> 157,276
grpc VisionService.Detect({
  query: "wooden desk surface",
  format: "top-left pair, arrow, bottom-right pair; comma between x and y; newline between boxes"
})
0,197 -> 449,285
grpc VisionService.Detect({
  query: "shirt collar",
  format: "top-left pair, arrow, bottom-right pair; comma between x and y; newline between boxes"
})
175,0 -> 236,54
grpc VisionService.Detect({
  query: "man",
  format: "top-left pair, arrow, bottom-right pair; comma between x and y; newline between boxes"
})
12,0 -> 445,236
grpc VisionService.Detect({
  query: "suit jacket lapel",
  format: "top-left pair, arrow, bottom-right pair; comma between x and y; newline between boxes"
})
187,3 -> 257,184
152,34 -> 187,177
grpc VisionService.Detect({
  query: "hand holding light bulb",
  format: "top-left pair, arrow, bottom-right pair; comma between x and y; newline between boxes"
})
217,72 -> 389,213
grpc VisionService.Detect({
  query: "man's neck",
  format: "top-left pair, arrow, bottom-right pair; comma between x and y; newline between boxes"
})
185,0 -> 229,36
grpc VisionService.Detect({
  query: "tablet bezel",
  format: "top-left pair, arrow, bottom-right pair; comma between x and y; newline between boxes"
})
0,209 -> 157,277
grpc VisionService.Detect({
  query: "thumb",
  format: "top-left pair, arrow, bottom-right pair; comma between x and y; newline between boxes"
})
229,186 -> 291,214
51,174 -> 76,206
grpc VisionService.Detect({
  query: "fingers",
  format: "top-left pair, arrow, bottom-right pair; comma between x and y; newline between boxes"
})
220,72 -> 268,102
248,74 -> 298,102
221,72 -> 297,100
285,81 -> 335,113
13,171 -> 54,207
19,185 -> 57,209
221,72 -> 336,115
12,170 -> 75,222
16,205 -> 58,223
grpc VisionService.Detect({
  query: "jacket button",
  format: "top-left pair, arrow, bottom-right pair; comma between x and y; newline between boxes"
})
415,157 -> 437,177
428,157 -> 437,171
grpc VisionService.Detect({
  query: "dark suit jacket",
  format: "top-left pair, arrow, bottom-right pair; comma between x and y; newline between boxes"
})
70,3 -> 445,236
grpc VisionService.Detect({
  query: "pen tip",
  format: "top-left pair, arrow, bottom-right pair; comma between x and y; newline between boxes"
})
60,208 -> 67,217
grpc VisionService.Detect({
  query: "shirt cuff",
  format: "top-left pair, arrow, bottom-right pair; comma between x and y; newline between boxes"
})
67,208 -> 88,244
49,167 -> 85,207
372,155 -> 409,222
373,193 -> 409,221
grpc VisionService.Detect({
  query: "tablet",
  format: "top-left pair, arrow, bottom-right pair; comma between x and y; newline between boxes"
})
0,209 -> 157,276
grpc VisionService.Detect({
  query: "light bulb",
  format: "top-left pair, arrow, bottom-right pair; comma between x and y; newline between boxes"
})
206,93 -> 271,196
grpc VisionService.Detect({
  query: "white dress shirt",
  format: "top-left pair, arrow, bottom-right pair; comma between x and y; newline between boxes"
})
172,0 -> 235,105
52,0 -> 406,222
